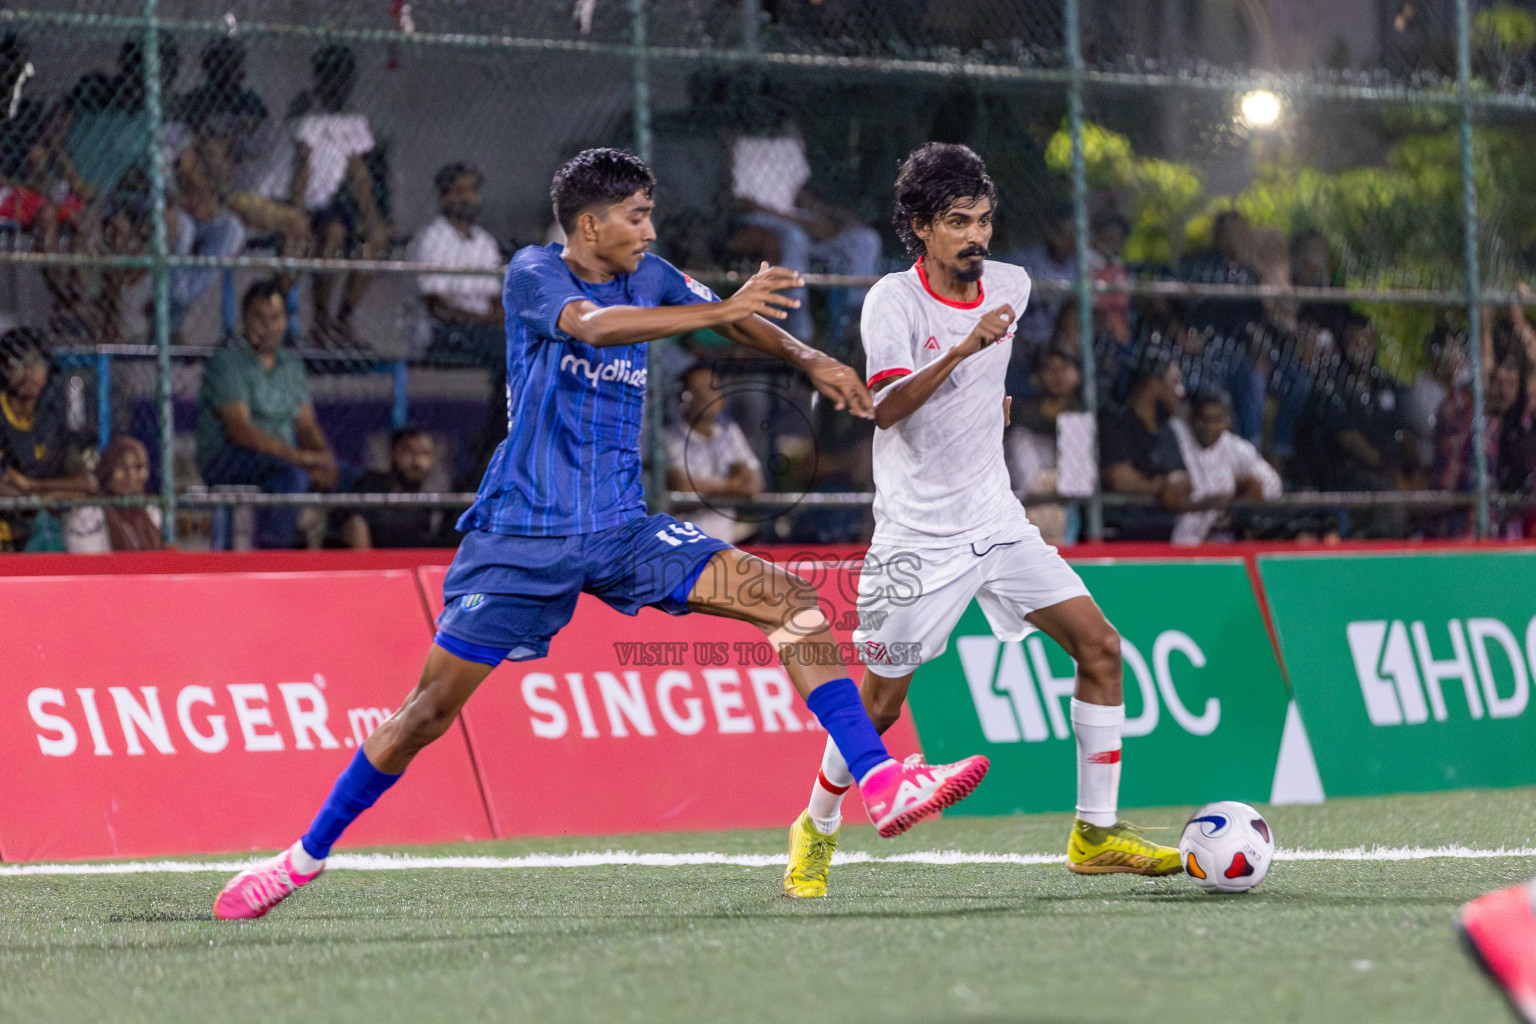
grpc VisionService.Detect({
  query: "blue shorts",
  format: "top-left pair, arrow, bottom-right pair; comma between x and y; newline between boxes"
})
434,513 -> 730,665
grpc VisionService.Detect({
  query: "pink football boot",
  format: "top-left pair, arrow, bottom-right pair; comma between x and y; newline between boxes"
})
860,753 -> 990,838
1460,880 -> 1536,1023
214,844 -> 324,920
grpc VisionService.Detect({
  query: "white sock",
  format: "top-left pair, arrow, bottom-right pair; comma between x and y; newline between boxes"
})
806,738 -> 854,834
288,839 -> 325,876
1072,698 -> 1124,828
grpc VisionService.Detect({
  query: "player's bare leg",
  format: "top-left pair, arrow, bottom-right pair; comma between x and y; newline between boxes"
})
1026,596 -> 1180,876
686,547 -> 987,845
215,647 -> 495,919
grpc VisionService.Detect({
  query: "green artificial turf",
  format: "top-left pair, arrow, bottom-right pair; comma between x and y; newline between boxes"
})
2,789 -> 1533,1024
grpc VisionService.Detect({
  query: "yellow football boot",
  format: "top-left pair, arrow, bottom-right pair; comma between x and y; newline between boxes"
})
783,811 -> 839,898
1067,819 -> 1183,876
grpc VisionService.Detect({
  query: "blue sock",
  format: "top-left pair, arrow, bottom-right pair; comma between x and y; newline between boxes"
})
300,750 -> 402,860
805,678 -> 892,783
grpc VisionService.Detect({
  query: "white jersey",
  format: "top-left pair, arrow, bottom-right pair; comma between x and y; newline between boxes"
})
862,258 -> 1033,548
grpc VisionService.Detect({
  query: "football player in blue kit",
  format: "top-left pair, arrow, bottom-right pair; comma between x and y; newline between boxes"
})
216,148 -> 988,918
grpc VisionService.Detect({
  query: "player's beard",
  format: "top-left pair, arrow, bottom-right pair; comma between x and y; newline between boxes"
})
952,245 -> 989,282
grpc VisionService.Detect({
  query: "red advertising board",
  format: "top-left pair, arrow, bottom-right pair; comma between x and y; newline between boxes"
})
0,571 -> 491,861
417,561 -> 924,837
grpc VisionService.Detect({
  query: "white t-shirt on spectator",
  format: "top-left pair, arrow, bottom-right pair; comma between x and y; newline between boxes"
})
64,504 -> 163,553
409,215 -> 504,317
664,416 -> 761,542
1169,418 -> 1282,544
258,113 -> 375,211
732,136 -> 811,216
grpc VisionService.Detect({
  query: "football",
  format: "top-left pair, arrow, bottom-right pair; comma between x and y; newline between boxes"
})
1178,801 -> 1275,894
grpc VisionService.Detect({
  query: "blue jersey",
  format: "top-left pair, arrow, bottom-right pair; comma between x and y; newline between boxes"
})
459,242 -> 718,537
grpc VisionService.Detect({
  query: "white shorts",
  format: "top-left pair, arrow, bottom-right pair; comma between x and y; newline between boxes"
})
852,523 -> 1090,678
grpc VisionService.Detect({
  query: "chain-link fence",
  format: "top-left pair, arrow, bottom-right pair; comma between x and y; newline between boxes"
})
0,0 -> 1531,550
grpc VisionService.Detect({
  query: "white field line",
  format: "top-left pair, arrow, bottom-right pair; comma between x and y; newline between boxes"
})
1,845 -> 1534,876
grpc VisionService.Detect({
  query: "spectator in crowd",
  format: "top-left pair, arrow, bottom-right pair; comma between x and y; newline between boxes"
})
1099,355 -> 1190,540
61,36 -> 178,202
338,428 -> 455,549
1006,345 -> 1083,497
64,434 -> 164,552
259,44 -> 386,346
0,34 -> 86,242
1002,202 -> 1075,398
664,361 -> 764,542
1297,312 -> 1412,493
1089,210 -> 1132,348
196,279 -> 336,549
1168,390 -> 1282,544
172,38 -> 309,312
1176,210 -> 1265,339
1291,229 -> 1349,342
1501,292 -> 1536,524
410,162 -> 506,364
729,120 -> 880,345
0,328 -> 94,550
1402,322 -> 1468,470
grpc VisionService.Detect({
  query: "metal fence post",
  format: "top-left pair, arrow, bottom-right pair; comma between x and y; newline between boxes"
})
1456,0 -> 1491,539
1064,0 -> 1103,541
142,0 -> 177,544
630,0 -> 669,514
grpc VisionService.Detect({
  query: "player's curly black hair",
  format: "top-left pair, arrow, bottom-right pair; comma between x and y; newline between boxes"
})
892,143 -> 995,257
551,148 -> 656,234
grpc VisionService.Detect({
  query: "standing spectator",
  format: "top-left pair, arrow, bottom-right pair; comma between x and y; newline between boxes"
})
259,44 -> 386,345
1176,210 -> 1265,338
1291,229 -> 1350,342
196,279 -> 336,549
0,328 -> 95,550
338,428 -> 455,549
664,361 -> 764,542
1169,391 -> 1282,544
0,34 -> 86,241
1089,210 -> 1132,347
1099,356 -> 1190,540
730,122 -> 880,345
409,162 -> 506,365
64,434 -> 164,552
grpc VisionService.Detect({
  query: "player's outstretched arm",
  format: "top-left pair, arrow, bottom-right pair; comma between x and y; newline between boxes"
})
870,304 -> 1014,430
556,263 -> 804,350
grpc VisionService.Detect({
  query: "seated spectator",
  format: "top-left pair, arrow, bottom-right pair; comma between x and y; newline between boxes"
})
64,435 -> 164,552
730,121 -> 879,344
258,44 -> 385,346
178,37 -> 309,278
196,279 -> 337,549
1099,356 -> 1190,540
0,328 -> 95,550
1297,313 -> 1412,492
1168,391 -> 1282,545
339,428 -> 455,549
1002,203 -> 1075,398
61,36 -> 179,203
1006,346 -> 1083,497
410,162 -> 506,365
664,361 -> 763,542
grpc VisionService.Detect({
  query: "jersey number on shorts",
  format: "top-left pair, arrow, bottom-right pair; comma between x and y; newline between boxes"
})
656,522 -> 708,547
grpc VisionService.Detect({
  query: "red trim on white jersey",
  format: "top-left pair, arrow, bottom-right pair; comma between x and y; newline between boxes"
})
915,256 -> 985,310
867,367 -> 912,388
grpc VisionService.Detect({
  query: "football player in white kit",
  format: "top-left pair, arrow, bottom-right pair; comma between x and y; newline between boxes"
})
783,143 -> 1182,897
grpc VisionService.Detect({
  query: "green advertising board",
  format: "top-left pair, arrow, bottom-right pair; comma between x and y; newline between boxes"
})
1259,551 -> 1536,796
908,560 -> 1298,816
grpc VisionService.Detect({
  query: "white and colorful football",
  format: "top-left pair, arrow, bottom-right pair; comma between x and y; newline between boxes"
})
1178,801 -> 1275,893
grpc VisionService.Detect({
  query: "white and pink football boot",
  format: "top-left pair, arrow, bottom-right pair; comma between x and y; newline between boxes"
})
1460,879 -> 1536,1023
214,843 -> 324,920
860,753 -> 990,838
